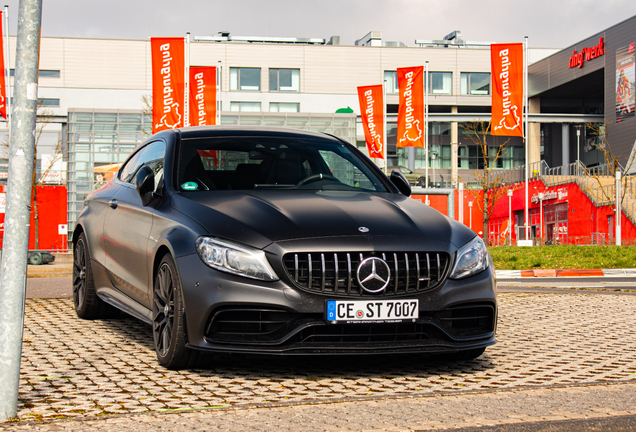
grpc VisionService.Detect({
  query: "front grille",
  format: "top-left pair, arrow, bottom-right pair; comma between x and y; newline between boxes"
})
283,251 -> 451,297
292,322 -> 447,344
436,304 -> 496,338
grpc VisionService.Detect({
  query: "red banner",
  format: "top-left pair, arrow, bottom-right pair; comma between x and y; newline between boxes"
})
491,43 -> 523,137
151,37 -> 185,133
189,66 -> 217,126
357,85 -> 384,158
0,11 -> 6,120
396,66 -> 424,148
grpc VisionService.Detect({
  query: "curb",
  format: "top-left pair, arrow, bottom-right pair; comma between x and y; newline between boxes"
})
496,269 -> 636,278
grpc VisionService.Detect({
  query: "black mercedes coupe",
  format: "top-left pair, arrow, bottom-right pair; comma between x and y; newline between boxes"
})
73,126 -> 497,369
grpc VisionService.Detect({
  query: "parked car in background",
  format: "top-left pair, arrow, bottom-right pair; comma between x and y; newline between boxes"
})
73,126 -> 497,369
27,250 -> 55,265
387,166 -> 426,187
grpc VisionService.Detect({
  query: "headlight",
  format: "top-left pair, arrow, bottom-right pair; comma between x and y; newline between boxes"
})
449,236 -> 489,279
196,237 -> 279,281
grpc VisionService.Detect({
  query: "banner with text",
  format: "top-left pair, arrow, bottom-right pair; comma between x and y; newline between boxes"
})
491,43 -> 523,137
357,84 -> 384,158
189,66 -> 217,126
397,66 -> 424,148
151,37 -> 185,133
0,11 -> 7,120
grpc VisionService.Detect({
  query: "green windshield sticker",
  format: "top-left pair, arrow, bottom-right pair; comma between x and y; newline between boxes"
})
181,182 -> 198,191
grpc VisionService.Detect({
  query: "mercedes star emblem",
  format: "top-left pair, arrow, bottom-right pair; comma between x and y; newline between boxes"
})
356,257 -> 391,293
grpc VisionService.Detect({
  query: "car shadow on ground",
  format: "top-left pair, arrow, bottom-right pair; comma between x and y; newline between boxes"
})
99,314 -> 497,379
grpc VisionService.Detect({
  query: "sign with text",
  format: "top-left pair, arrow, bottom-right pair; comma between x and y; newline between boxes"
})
357,84 -> 384,158
396,66 -> 424,148
189,66 -> 217,126
151,37 -> 185,133
491,43 -> 523,137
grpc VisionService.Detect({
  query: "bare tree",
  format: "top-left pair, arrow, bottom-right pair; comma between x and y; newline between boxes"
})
141,94 -> 153,136
459,121 -> 511,246
2,105 -> 62,249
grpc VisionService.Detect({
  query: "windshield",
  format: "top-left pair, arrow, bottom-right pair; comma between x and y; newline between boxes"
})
177,135 -> 388,192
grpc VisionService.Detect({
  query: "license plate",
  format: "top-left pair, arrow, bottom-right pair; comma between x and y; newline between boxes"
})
326,299 -> 419,324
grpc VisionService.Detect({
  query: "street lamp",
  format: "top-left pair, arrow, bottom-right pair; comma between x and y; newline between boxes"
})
507,189 -> 513,245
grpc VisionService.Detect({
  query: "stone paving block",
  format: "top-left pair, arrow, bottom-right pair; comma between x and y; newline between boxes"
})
2,293 -> 635,423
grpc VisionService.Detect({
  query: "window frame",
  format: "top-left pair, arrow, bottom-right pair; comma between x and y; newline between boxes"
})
230,67 -> 261,91
269,102 -> 300,113
460,72 -> 491,96
269,68 -> 300,92
427,71 -> 453,95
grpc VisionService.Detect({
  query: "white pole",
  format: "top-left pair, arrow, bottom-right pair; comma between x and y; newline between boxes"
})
424,61 -> 429,188
217,60 -> 222,124
383,79 -> 388,175
576,126 -> 581,176
539,193 -> 544,244
4,5 -> 11,134
616,170 -> 622,246
524,36 -> 529,241
459,182 -> 464,223
507,189 -> 513,245
468,201 -> 473,230
184,33 -> 190,127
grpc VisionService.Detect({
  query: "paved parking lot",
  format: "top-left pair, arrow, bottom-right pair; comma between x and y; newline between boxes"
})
7,291 -> 635,426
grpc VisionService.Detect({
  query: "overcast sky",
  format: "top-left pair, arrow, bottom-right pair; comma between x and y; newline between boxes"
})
2,0 -> 636,49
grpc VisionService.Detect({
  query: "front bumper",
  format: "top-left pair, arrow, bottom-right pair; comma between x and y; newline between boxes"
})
176,251 -> 497,355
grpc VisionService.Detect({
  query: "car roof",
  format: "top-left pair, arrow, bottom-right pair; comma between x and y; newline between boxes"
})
154,125 -> 344,142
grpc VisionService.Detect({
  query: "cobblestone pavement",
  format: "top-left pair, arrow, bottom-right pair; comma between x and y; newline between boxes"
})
5,292 -> 636,427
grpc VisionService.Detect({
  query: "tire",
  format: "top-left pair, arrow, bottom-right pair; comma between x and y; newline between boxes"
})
73,232 -> 119,319
436,347 -> 486,362
153,254 -> 204,370
28,252 -> 43,265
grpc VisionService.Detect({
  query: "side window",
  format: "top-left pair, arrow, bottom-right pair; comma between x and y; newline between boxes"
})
119,141 -> 166,192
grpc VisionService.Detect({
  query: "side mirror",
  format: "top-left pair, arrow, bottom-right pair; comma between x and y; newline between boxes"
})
135,165 -> 156,206
390,170 -> 411,197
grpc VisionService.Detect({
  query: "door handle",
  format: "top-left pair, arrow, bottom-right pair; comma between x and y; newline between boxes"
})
108,199 -> 118,209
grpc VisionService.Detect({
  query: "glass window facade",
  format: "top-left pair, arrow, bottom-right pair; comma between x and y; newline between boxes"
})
460,72 -> 491,95
219,112 -> 357,145
230,67 -> 261,91
67,110 -> 152,235
269,68 -> 300,92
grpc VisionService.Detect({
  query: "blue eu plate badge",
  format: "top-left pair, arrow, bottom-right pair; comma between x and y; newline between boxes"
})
327,301 -> 336,321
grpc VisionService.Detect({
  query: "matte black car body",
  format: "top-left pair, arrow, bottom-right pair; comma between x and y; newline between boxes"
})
73,126 -> 497,368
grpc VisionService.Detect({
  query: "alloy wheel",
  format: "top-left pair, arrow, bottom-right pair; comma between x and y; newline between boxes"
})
153,263 -> 175,358
72,239 -> 87,309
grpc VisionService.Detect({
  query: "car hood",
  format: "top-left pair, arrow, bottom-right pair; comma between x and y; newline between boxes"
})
172,190 -> 475,250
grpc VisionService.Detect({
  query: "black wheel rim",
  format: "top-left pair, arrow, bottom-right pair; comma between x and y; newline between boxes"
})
153,263 -> 175,358
72,239 -> 87,309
